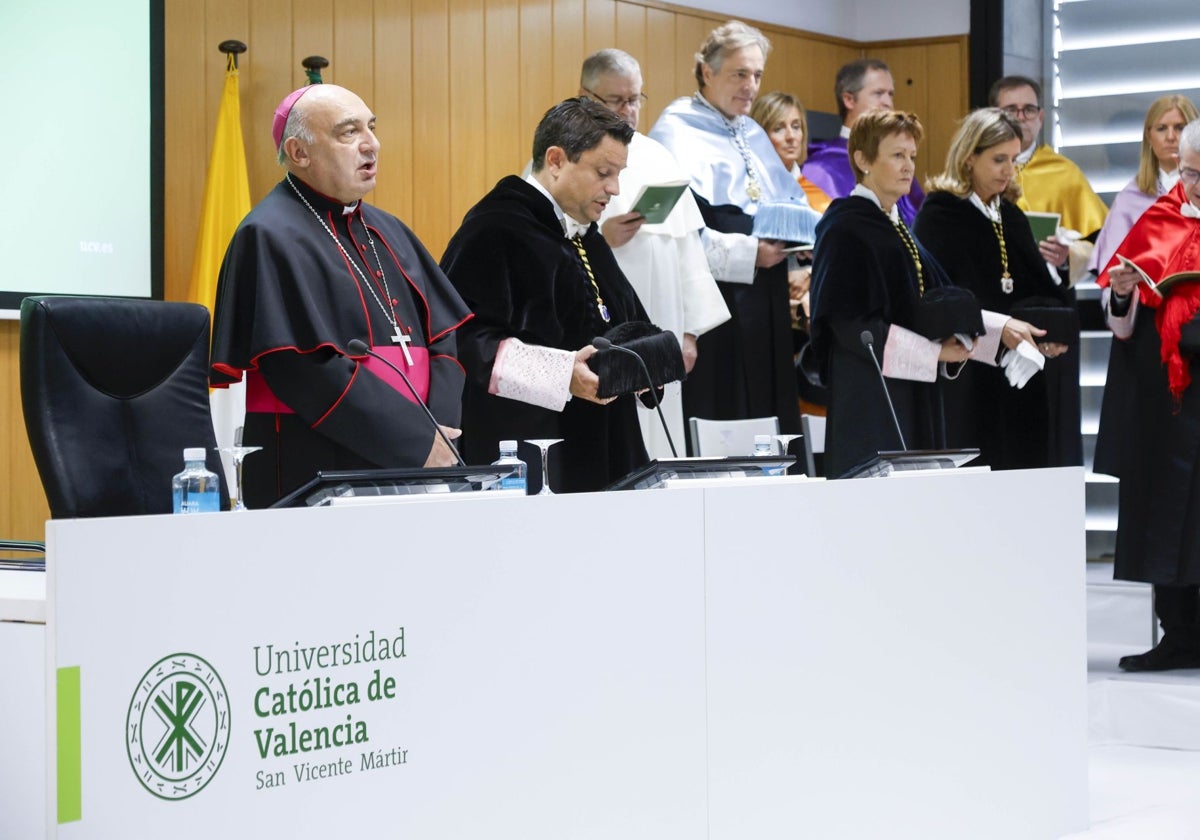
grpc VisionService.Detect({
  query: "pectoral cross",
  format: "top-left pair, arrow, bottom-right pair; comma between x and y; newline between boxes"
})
391,325 -> 414,367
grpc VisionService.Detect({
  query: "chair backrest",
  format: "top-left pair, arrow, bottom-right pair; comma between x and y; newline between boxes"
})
20,296 -> 228,518
688,416 -> 780,457
801,414 -> 827,477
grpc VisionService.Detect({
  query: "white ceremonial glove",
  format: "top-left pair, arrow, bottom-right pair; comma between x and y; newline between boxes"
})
1000,341 -> 1045,390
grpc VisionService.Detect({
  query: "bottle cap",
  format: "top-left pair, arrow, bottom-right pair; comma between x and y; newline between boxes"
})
184,447 -> 207,461
499,439 -> 518,451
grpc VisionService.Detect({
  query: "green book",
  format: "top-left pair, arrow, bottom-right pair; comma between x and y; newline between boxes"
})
629,180 -> 690,224
1025,211 -> 1060,244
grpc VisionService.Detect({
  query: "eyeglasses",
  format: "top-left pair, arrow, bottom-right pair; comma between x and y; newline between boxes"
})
582,87 -> 648,110
1180,166 -> 1200,186
1000,104 -> 1041,120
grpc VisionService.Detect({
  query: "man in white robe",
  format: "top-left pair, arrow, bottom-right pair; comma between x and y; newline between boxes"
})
580,49 -> 730,459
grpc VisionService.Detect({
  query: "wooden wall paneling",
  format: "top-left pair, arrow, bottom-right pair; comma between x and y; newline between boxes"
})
248,0 -> 295,204
583,0 -> 616,57
164,1 -> 209,306
0,320 -> 48,542
763,32 -> 801,104
552,0 -> 586,102
448,0 -> 488,236
333,0 -> 377,110
372,0 -> 414,224
615,2 -> 646,72
291,0 -> 335,88
483,0 -> 522,185
673,14 -> 706,112
518,0 -> 554,169
923,38 -> 970,179
642,7 -> 676,124
411,1 -> 452,248
804,40 -> 860,115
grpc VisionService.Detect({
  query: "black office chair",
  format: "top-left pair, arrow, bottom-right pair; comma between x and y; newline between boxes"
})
20,296 -> 229,518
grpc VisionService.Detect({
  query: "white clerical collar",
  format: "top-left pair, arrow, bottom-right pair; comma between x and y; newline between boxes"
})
1161,167 -> 1181,192
342,202 -> 358,216
851,183 -> 900,224
969,192 -> 1002,222
839,124 -> 851,140
524,173 -> 589,238
1015,144 -> 1035,166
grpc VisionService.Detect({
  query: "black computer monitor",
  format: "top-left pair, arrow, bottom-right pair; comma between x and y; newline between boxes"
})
270,465 -> 519,508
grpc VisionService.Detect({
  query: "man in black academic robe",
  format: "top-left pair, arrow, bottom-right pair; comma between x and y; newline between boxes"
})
210,84 -> 471,507
441,99 -> 652,493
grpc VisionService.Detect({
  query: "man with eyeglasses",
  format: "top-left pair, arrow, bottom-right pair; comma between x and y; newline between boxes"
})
1095,118 -> 1200,671
989,75 -> 1108,283
577,48 -> 730,459
803,58 -> 926,227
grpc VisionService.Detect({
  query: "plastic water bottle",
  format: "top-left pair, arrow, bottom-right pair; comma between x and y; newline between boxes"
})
492,440 -> 528,494
172,448 -> 221,514
753,434 -> 784,476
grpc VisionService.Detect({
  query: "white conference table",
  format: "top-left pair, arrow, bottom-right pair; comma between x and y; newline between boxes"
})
2,468 -> 1088,839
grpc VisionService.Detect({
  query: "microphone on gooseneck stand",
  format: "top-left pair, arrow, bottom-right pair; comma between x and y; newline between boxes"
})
345,338 -> 467,466
591,336 -> 679,458
859,329 -> 908,451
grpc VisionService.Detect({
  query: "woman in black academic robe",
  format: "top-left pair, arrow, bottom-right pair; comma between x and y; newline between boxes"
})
914,108 -> 1078,470
810,110 -> 1045,478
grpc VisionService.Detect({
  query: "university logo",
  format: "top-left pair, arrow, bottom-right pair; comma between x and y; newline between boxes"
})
126,653 -> 231,801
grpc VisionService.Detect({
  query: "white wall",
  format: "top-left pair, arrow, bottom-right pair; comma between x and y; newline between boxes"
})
674,0 -> 970,41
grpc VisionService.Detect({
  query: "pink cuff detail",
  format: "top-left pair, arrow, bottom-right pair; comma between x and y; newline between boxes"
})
489,337 -> 575,411
881,325 -> 940,382
1103,287 -> 1138,340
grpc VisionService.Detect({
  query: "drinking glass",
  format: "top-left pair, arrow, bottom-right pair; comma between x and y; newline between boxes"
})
218,428 -> 262,511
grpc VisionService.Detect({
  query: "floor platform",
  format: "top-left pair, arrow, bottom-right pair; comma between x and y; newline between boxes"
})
1075,562 -> 1200,838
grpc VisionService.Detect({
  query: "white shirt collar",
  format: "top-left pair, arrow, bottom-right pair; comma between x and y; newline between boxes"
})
1015,144 -> 1035,166
839,124 -> 851,140
1181,200 -> 1200,220
1161,167 -> 1182,193
524,173 -> 589,238
851,183 -> 900,224
968,192 -> 1002,222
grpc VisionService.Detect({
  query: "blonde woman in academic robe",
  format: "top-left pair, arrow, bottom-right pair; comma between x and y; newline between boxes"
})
914,108 -> 1075,469
1089,94 -> 1198,275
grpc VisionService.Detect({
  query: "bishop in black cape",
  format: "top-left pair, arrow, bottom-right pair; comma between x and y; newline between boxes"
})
440,175 -> 650,493
210,176 -> 471,507
914,191 -> 1080,469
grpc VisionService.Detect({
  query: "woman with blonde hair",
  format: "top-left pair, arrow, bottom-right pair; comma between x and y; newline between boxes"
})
809,109 -> 1042,475
751,91 -> 833,212
913,107 -> 1074,469
1089,94 -> 1199,273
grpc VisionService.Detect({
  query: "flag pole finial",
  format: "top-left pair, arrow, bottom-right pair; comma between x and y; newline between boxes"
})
302,56 -> 329,85
218,40 -> 247,69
